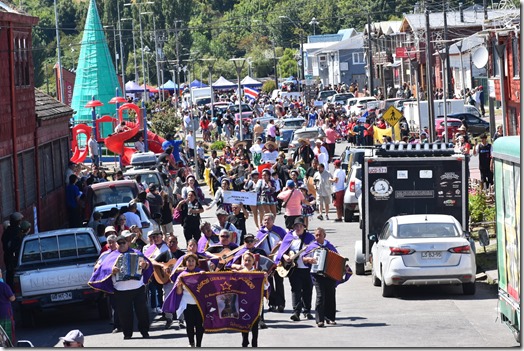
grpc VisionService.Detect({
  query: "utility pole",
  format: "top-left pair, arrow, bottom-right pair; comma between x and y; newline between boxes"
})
54,0 -> 65,103
425,8 -> 435,142
174,20 -> 182,110
443,0 -> 453,98
117,2 -> 126,95
367,13 -> 374,95
230,58 -> 247,141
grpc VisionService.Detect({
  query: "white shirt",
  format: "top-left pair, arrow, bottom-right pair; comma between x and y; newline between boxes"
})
183,115 -> 191,129
134,140 -> 145,152
186,134 -> 195,149
332,168 -> 346,192
289,235 -> 307,269
88,138 -> 98,156
123,211 -> 142,228
250,143 -> 264,156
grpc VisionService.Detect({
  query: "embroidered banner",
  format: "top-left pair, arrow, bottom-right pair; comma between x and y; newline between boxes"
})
181,271 -> 265,332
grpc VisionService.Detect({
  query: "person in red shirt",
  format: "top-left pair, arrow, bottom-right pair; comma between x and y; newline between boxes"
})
200,116 -> 211,142
363,120 -> 374,146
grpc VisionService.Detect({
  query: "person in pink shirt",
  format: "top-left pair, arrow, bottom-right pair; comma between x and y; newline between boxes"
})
277,180 -> 313,230
266,120 -> 277,142
324,124 -> 339,162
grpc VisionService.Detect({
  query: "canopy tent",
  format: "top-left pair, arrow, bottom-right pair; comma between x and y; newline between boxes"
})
240,76 -> 263,87
125,80 -> 144,93
189,79 -> 207,88
212,76 -> 237,90
159,80 -> 177,91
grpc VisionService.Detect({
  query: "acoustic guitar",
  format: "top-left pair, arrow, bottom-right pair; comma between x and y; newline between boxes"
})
275,246 -> 312,278
152,258 -> 180,284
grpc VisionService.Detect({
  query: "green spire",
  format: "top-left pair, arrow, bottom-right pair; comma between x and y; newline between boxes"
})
71,0 -> 120,124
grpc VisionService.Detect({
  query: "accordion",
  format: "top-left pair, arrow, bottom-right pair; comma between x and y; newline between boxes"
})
115,252 -> 145,281
310,248 -> 348,281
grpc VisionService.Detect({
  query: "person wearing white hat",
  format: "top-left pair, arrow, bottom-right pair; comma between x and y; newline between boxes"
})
312,139 -> 329,170
59,329 -> 84,347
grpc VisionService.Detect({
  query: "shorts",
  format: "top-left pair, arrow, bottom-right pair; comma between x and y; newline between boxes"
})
333,190 -> 344,208
284,215 -> 301,230
316,195 -> 331,207
161,223 -> 174,235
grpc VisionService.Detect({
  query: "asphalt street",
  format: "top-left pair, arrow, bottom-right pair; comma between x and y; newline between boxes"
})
16,140 -> 518,348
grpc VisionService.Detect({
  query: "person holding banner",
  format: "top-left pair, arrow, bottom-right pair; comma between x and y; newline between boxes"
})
256,213 -> 287,313
205,178 -> 233,214
255,169 -> 277,224
274,217 -> 315,322
174,254 -> 205,347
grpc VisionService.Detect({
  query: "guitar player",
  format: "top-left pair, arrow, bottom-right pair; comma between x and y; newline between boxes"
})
205,229 -> 239,271
274,217 -> 315,322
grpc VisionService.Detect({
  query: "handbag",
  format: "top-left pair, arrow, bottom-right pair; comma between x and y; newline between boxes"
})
281,189 -> 295,209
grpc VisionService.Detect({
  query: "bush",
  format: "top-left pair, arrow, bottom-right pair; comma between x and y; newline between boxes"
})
262,80 -> 277,94
469,189 -> 496,223
210,140 -> 227,151
150,110 -> 182,138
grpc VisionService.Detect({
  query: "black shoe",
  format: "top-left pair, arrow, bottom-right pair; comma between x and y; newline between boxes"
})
290,313 -> 300,321
268,306 -> 277,312
141,332 -> 150,339
259,320 -> 268,329
304,313 -> 314,320
277,305 -> 285,313
317,322 -> 325,328
123,335 -> 132,340
179,320 -> 186,329
165,319 -> 173,330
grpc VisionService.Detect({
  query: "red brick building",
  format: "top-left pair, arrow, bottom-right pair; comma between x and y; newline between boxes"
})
0,3 -> 72,249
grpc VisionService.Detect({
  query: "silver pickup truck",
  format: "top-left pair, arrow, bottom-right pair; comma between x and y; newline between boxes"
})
12,228 -> 107,327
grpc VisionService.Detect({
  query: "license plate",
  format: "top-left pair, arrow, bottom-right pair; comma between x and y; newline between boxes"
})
421,251 -> 442,259
51,292 -> 73,302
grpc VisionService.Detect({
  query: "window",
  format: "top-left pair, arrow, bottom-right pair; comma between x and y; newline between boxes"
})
76,232 -> 98,256
353,52 -> 365,64
0,157 -> 15,218
38,137 -> 70,196
39,236 -> 59,260
58,234 -> 77,258
18,150 -> 36,209
512,37 -> 520,78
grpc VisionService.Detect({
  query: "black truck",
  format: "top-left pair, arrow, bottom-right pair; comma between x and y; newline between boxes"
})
354,144 -> 469,275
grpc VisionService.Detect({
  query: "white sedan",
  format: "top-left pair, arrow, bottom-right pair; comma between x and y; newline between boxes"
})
369,214 -> 476,297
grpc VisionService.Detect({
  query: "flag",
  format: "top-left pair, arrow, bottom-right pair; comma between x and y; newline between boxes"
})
180,271 -> 266,332
244,87 -> 259,101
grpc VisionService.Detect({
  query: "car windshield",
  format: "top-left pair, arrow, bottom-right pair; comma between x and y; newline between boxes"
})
319,91 -> 336,99
93,186 -> 137,207
294,131 -> 323,141
229,104 -> 252,113
283,119 -> 305,128
396,222 -> 460,238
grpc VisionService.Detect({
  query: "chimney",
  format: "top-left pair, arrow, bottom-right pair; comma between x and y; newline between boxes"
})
459,3 -> 464,23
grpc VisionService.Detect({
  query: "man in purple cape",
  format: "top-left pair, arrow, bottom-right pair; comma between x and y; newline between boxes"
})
274,217 -> 315,322
197,221 -> 219,253
302,227 -> 352,327
256,213 -> 287,312
88,235 -> 153,339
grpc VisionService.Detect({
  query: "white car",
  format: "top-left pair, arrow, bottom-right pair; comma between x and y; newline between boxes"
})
343,164 -> 362,222
369,214 -> 476,297
346,97 -> 377,116
89,202 -> 158,242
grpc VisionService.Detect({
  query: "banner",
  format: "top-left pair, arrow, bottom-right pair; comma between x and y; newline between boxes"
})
223,190 -> 258,206
373,124 -> 401,144
181,271 -> 265,332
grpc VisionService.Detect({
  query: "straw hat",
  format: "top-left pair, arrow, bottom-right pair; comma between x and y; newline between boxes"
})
265,141 -> 277,149
234,140 -> 247,147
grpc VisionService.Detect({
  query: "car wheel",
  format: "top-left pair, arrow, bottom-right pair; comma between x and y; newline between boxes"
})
381,269 -> 395,297
344,208 -> 353,222
371,267 -> 381,287
355,262 -> 365,275
462,282 -> 476,295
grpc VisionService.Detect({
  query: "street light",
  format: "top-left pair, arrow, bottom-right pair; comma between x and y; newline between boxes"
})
279,15 -> 305,89
121,17 -> 139,83
54,0 -> 65,103
103,25 -> 118,73
124,0 -> 154,152
141,11 -> 160,97
455,40 -> 466,97
200,58 -> 216,125
309,17 -> 319,35
230,58 -> 247,141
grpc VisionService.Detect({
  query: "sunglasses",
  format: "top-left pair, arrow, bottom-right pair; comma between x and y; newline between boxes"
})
220,235 -> 230,238
63,341 -> 76,347
117,241 -> 127,245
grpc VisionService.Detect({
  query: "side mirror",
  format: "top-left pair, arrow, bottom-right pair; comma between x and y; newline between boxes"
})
478,228 -> 490,247
368,234 -> 378,243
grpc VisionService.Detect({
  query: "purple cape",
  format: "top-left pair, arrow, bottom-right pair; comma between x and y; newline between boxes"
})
197,235 -> 219,253
162,268 -> 203,314
88,248 -> 153,294
274,231 -> 315,264
256,225 -> 287,250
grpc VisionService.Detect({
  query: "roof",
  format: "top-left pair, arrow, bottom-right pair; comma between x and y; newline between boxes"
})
90,179 -> 138,190
23,227 -> 95,241
402,9 -> 519,31
393,214 -> 458,225
449,34 -> 485,54
364,21 -> 402,35
316,33 -> 364,54
0,1 -> 18,13
35,89 -> 74,120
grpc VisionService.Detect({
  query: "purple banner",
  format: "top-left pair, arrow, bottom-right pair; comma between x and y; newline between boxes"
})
181,271 -> 265,332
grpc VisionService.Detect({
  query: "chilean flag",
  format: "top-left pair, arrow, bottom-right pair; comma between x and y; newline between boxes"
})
244,87 -> 259,101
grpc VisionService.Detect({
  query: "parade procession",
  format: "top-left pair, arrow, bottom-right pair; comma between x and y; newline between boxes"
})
0,0 -> 521,347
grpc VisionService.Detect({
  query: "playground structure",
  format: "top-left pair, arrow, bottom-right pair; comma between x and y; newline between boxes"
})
69,102 -> 165,166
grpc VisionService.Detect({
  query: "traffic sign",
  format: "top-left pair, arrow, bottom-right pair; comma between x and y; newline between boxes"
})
383,106 -> 403,127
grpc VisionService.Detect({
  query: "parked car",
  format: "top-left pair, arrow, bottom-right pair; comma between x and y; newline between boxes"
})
13,228 -> 106,327
394,98 -> 415,113
327,93 -> 355,105
339,146 -> 374,173
343,164 -> 362,222
278,129 -> 295,151
443,113 -> 489,137
90,202 -> 157,242
287,127 -> 326,153
84,180 -> 139,222
317,90 -> 337,102
368,214 -> 476,297
380,98 -> 404,111
277,117 -> 306,130
435,117 -> 463,140
123,168 -> 174,203
346,97 -> 377,116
